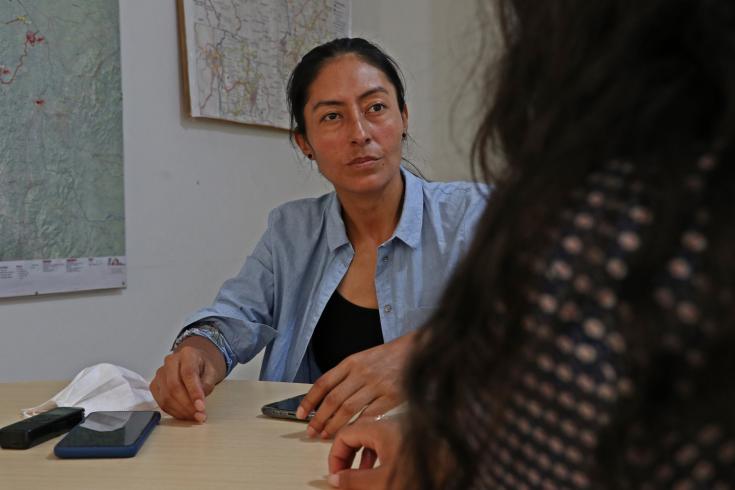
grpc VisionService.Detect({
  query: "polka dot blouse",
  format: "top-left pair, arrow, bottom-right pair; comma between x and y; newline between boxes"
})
470,157 -> 734,489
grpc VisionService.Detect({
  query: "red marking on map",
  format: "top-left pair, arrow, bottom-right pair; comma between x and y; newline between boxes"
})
35,99 -> 45,106
1,28 -> 45,85
25,31 -> 43,46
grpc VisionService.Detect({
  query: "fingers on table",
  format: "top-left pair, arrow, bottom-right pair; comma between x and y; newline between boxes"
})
298,366 -> 347,419
319,389 -> 377,437
151,371 -> 190,419
328,423 -> 374,473
308,375 -> 371,437
151,352 -> 205,421
358,396 -> 398,420
329,466 -> 391,490
359,448 -> 378,470
179,357 -> 205,402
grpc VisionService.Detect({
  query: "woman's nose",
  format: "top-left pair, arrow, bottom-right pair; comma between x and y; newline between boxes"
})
349,115 -> 370,145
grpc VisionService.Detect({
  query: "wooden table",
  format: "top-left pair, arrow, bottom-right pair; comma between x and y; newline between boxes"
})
0,380 -> 333,489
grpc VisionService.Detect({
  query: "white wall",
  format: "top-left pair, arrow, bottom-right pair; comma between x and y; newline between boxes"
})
0,0 -> 479,383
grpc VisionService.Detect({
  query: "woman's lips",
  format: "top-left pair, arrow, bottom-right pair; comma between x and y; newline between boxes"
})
348,156 -> 379,165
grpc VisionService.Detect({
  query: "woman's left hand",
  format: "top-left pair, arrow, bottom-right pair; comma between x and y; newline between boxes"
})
327,418 -> 402,489
296,331 -> 415,438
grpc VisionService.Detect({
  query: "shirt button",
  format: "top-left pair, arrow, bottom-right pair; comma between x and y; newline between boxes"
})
382,256 -> 389,263
383,304 -> 392,313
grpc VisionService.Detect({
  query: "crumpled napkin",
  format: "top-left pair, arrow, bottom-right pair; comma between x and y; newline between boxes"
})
21,363 -> 158,418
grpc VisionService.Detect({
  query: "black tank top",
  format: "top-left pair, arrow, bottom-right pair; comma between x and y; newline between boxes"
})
311,290 -> 384,373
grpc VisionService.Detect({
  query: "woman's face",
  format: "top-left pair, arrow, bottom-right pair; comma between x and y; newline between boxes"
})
295,54 -> 408,197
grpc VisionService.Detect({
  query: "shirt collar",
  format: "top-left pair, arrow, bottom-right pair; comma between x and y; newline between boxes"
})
325,166 -> 424,252
326,192 -> 350,251
391,167 -> 423,249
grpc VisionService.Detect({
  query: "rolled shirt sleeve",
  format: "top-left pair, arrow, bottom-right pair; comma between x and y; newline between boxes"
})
178,214 -> 279,368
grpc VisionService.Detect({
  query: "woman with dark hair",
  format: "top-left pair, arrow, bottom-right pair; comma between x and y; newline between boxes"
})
150,38 -> 489,436
328,0 -> 735,488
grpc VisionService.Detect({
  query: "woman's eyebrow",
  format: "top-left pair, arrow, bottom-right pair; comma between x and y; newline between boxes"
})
311,86 -> 389,112
312,99 -> 343,111
357,86 -> 389,100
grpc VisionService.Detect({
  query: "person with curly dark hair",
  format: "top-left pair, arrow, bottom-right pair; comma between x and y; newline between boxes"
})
327,0 -> 735,488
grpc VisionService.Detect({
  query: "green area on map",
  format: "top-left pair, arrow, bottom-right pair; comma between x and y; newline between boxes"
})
0,0 -> 124,261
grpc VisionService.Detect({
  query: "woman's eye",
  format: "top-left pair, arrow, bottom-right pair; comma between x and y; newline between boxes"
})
322,113 -> 340,121
368,103 -> 385,113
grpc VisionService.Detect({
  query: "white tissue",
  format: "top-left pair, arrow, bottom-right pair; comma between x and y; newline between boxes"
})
21,363 -> 158,418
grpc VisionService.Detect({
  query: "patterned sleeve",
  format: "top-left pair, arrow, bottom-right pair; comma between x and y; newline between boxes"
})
172,319 -> 238,376
471,157 -> 735,489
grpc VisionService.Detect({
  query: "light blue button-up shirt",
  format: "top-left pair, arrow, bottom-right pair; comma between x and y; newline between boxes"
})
180,168 -> 489,383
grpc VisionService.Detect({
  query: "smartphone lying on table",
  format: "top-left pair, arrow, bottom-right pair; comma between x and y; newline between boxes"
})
54,410 -> 160,459
261,394 -> 317,421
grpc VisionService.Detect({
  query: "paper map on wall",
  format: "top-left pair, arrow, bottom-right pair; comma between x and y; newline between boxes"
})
178,0 -> 351,129
0,0 -> 125,298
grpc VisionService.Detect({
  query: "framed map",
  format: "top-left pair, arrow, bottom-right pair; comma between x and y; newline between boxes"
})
0,0 -> 125,298
177,0 -> 351,130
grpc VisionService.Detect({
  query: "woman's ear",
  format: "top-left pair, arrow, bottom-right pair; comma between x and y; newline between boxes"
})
295,132 -> 313,159
401,104 -> 409,135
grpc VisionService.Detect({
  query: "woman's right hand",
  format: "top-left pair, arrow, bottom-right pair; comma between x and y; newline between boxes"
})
149,336 -> 226,423
327,418 -> 403,489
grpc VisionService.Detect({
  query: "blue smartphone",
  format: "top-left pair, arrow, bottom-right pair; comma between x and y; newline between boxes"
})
54,410 -> 160,459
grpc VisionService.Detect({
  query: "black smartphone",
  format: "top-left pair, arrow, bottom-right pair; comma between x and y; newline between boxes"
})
54,410 -> 160,459
261,393 -> 316,421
